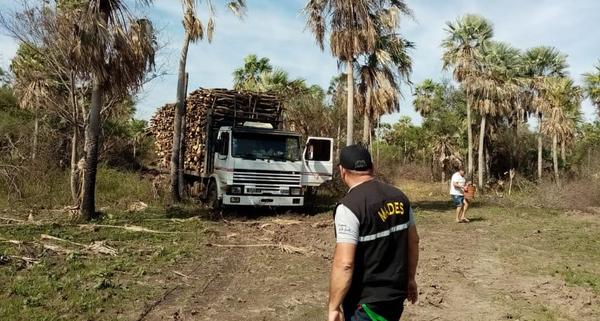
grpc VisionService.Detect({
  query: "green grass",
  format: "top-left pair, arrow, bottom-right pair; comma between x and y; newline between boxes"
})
0,166 -> 165,210
0,206 -> 209,321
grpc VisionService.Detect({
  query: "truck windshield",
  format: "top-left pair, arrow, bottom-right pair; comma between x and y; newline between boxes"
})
232,133 -> 301,161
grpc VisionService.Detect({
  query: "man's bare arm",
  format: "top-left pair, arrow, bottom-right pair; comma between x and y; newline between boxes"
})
407,224 -> 420,303
328,243 -> 356,312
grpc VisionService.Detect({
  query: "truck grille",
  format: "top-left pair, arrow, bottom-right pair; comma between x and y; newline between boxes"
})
233,169 -> 301,188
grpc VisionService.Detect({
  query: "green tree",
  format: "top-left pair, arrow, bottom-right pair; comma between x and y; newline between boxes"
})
471,41 -> 520,187
233,54 -> 273,90
541,77 -> 582,185
0,68 -> 17,110
522,46 -> 568,181
442,14 -> 494,179
304,0 -> 410,146
171,0 -> 247,203
583,61 -> 600,117
413,79 -> 444,117
356,8 -> 413,146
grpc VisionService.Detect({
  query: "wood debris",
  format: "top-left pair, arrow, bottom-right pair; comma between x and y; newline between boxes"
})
78,224 -> 178,234
206,242 -> 309,255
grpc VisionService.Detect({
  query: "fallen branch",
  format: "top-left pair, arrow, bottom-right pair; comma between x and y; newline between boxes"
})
0,216 -> 26,223
41,234 -> 118,256
206,242 -> 309,254
10,255 -> 40,265
78,224 -> 179,234
172,270 -> 200,280
42,243 -> 75,254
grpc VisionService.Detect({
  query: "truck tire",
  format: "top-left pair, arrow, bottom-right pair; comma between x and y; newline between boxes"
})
206,180 -> 221,211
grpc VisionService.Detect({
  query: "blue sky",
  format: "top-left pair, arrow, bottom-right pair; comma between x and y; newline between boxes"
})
0,0 -> 598,124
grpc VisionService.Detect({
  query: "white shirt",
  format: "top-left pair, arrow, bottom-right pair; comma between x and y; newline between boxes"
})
450,172 -> 466,196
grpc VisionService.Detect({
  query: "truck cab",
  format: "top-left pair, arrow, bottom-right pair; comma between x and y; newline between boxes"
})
205,123 -> 333,208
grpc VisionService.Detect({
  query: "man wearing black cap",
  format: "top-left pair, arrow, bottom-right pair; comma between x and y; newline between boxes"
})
328,145 -> 420,321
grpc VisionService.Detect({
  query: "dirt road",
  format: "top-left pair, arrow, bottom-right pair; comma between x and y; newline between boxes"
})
140,189 -> 600,321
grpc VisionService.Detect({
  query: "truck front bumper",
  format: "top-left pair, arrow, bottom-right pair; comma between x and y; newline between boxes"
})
222,194 -> 304,207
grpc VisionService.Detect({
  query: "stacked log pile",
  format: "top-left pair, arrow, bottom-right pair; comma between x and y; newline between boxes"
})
150,88 -> 282,173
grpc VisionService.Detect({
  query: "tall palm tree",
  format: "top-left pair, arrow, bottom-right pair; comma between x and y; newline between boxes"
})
74,0 -> 158,220
522,46 -> 568,181
470,41 -> 520,187
304,0 -> 410,146
583,61 -> 600,116
442,14 -> 493,179
171,0 -> 246,203
542,77 -> 582,185
357,37 -> 413,145
357,7 -> 412,146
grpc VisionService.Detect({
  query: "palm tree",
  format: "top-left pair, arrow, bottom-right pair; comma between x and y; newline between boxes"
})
470,41 -> 520,187
67,0 -> 158,220
522,46 -> 568,181
413,79 -> 444,117
233,54 -> 273,90
442,14 -> 493,179
583,61 -> 600,117
304,0 -> 410,146
170,0 -> 246,203
542,77 -> 582,185
357,12 -> 413,146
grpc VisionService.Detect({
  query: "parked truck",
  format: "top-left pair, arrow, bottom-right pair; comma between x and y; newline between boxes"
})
150,88 -> 334,209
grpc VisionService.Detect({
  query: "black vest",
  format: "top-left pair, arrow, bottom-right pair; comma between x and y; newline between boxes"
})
335,179 -> 412,305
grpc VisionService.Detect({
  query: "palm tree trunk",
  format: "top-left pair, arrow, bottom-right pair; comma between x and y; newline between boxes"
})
178,113 -> 186,197
362,111 -> 370,145
70,127 -> 79,205
346,60 -> 354,146
560,139 -> 566,163
467,92 -> 474,179
537,113 -> 543,181
69,71 -> 80,206
362,87 -> 372,145
478,115 -> 486,188
336,122 -> 341,161
79,76 -> 103,221
511,115 -> 518,170
170,33 -> 191,203
178,73 -> 190,198
32,110 -> 39,161
553,133 -> 559,186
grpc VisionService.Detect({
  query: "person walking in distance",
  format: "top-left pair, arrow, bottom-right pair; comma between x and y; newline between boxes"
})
328,145 -> 420,321
450,167 -> 470,223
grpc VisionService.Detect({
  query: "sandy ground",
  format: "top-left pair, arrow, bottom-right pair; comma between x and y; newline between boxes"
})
139,198 -> 600,321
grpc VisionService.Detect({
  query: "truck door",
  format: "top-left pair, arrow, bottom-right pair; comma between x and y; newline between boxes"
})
302,137 -> 334,186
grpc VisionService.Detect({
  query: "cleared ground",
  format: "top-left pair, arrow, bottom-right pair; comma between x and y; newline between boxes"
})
0,181 -> 599,321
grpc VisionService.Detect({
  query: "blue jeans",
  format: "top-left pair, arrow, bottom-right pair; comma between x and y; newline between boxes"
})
451,195 -> 464,208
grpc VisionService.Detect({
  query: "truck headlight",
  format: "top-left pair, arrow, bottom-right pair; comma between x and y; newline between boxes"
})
290,187 -> 302,196
230,185 -> 243,195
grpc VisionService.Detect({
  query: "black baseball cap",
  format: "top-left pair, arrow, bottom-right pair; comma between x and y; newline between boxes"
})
339,144 -> 373,171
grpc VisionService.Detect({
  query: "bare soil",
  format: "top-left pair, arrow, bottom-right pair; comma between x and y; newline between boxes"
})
2,181 -> 599,321
138,183 -> 600,321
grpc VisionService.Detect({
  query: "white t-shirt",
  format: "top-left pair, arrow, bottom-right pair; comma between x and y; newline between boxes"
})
450,172 -> 466,196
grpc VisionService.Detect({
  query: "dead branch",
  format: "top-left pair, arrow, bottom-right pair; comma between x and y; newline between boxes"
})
0,216 -> 26,223
40,234 -> 117,256
77,224 -> 179,234
206,242 -> 309,254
